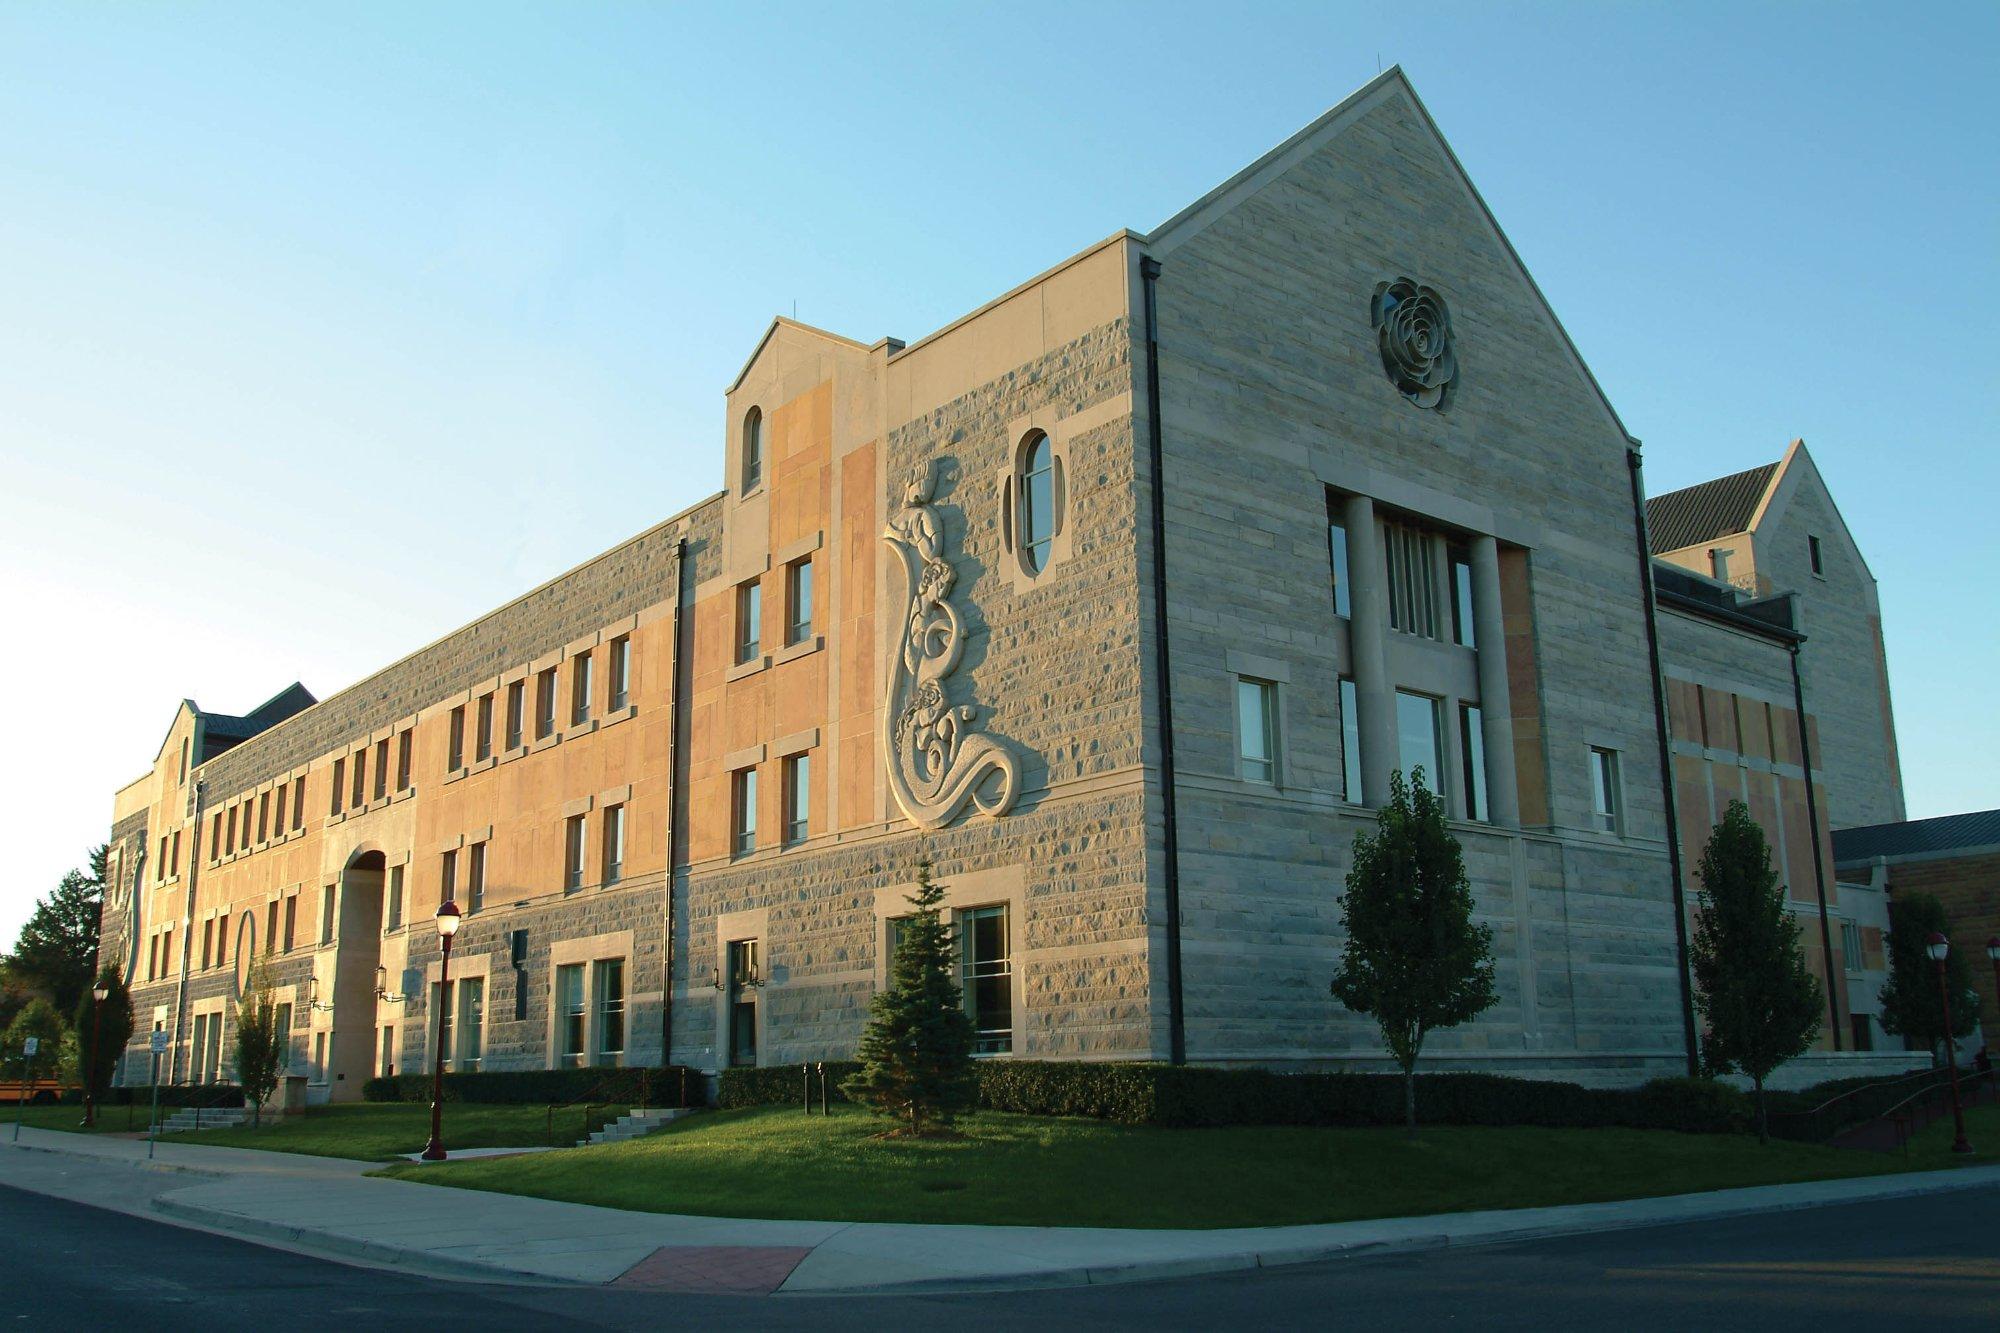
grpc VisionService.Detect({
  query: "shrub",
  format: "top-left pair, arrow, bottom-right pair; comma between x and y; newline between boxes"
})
720,1061 -> 859,1110
361,1065 -> 702,1107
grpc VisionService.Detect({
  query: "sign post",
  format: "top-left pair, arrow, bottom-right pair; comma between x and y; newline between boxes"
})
12,1037 -> 38,1142
147,1029 -> 168,1159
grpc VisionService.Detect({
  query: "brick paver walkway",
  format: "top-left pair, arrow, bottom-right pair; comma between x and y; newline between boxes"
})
613,1244 -> 814,1293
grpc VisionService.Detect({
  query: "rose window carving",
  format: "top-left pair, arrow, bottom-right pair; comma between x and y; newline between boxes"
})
1370,278 -> 1457,410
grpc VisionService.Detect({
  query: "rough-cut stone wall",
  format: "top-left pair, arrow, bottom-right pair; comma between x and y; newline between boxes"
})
674,317 -> 1157,1066
1147,82 -> 1690,1078
199,500 -> 724,802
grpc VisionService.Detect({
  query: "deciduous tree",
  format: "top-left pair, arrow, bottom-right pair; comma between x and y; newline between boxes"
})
234,963 -> 287,1126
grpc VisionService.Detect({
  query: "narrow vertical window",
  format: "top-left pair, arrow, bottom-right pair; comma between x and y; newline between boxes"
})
1328,518 -> 1352,618
292,775 -> 306,828
1450,544 -> 1476,649
457,977 -> 484,1070
570,652 -> 593,726
1589,747 -> 1623,834
178,736 -> 190,784
210,814 -> 222,860
536,668 -> 558,739
1841,921 -> 1862,972
601,804 -> 625,885
467,841 -> 486,913
447,707 -> 465,771
386,865 -> 404,931
741,406 -> 764,492
594,959 -> 625,1065
374,738 -> 389,799
736,580 -> 762,663
1809,534 -> 1824,576
440,848 -> 458,907
1236,677 -> 1278,784
282,896 -> 296,953
1385,521 -> 1441,639
201,918 -> 214,970
731,767 -> 758,855
960,905 -> 1013,1055
273,783 -> 287,835
319,885 -> 336,946
1395,690 -> 1445,794
351,749 -> 366,808
379,1026 -> 396,1078
256,794 -> 269,843
227,804 -> 239,852
564,815 -> 586,891
556,963 -> 586,1066
396,730 -> 413,790
170,830 -> 182,876
476,692 -> 494,762
505,681 -> 525,749
434,983 -> 454,1073
727,940 -> 759,1066
1460,703 -> 1487,822
607,636 -> 631,711
1018,432 -> 1054,573
783,753 -> 810,845
785,559 -> 813,645
265,901 -> 278,956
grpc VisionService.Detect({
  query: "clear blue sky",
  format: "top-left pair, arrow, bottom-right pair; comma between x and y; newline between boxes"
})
2,2 -> 1994,944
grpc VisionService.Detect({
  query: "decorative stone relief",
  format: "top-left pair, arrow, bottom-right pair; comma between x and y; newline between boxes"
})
882,460 -> 1021,829
1371,278 -> 1457,410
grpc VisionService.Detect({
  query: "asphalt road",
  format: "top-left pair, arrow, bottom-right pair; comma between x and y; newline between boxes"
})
1,1182 -> 1993,1331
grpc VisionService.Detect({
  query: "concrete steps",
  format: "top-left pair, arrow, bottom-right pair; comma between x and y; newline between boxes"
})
580,1107 -> 696,1147
156,1106 -> 247,1134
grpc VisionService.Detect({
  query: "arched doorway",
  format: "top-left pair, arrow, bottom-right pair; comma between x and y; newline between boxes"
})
324,849 -> 387,1101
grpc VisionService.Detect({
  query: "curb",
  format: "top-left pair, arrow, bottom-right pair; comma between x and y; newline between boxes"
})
2,1138 -> 217,1179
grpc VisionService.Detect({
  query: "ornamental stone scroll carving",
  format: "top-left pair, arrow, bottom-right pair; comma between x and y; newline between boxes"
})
882,460 -> 1021,829
1371,278 -> 1457,410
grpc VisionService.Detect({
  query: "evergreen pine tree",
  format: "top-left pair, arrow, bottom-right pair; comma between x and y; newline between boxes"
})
73,965 -> 135,1108
1876,892 -> 1978,1062
1330,768 -> 1497,1136
1688,801 -> 1824,1143
843,855 -> 975,1136
7,852 -> 105,1017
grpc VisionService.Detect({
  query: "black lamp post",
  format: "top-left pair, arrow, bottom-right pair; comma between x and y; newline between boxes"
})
421,900 -> 462,1162
81,982 -> 108,1128
1927,932 -> 1973,1156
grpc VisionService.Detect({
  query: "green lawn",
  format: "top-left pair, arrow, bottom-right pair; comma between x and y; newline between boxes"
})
166,1103 -> 612,1161
3,1104 -> 151,1135
370,1102 -> 1997,1229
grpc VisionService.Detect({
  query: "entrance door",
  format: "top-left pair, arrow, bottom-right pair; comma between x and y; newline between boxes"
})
727,939 -> 759,1067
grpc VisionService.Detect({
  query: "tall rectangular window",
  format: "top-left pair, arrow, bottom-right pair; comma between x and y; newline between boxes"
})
607,636 -> 631,711
1236,677 -> 1278,784
395,730 -> 412,791
148,933 -> 159,981
601,804 -> 625,885
201,918 -> 214,971
727,940 -> 759,1067
265,901 -> 278,956
210,814 -> 222,861
170,830 -> 182,877
1384,520 -> 1441,639
1809,534 -> 1824,576
1449,544 -> 1476,649
351,750 -> 366,808
440,848 -> 458,907
379,1026 -> 395,1078
226,805 -> 238,853
783,754 -> 810,845
504,681 -> 525,750
535,668 -> 557,739
476,693 -> 494,762
292,776 -> 306,828
1340,677 -> 1363,803
319,885 -> 336,946
1589,746 -> 1623,834
564,815 -> 586,892
785,559 -> 813,645
434,981 -> 455,1072
1460,703 -> 1487,822
273,783 -> 287,835
1396,690 -> 1444,794
386,865 -> 404,932
178,736 -> 190,784
570,652 -> 593,726
447,706 -> 465,771
374,738 -> 389,799
282,896 -> 296,953
257,793 -> 270,844
1841,921 -> 1863,972
457,977 -> 484,1070
593,959 -> 625,1065
736,580 -> 761,663
467,841 -> 486,913
732,768 -> 758,855
556,964 -> 586,1067
1327,519 -> 1352,618
960,905 -> 1013,1056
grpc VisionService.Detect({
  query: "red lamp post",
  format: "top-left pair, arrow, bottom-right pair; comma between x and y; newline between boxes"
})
1927,932 -> 1973,1155
81,982 -> 108,1128
421,900 -> 462,1162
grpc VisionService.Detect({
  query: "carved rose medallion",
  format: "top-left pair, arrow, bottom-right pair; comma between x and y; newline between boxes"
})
882,460 -> 1020,828
1371,278 -> 1457,410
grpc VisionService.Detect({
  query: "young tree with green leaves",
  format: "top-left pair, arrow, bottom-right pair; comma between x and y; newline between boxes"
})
234,963 -> 287,1126
1330,768 -> 1497,1137
7,848 -> 106,1017
73,966 -> 135,1110
843,855 -> 976,1137
1876,892 -> 1978,1064
4,997 -> 66,1090
1688,801 -> 1823,1143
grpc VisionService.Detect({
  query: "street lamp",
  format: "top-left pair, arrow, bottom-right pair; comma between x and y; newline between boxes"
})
421,900 -> 461,1162
81,982 -> 108,1129
1926,932 -> 1973,1156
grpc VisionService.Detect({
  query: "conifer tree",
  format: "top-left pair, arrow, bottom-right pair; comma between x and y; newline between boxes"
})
73,965 -> 134,1108
843,855 -> 975,1136
1688,801 -> 1823,1143
1331,768 -> 1497,1136
1876,892 -> 1978,1062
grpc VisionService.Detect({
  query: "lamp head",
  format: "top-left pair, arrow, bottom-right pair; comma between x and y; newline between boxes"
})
1926,931 -> 1949,964
436,900 -> 462,939
92,986 -> 109,1002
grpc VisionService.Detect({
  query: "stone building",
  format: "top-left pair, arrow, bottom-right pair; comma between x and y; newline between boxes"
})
100,69 -> 1920,1098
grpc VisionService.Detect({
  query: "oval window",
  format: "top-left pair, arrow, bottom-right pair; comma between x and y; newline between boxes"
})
1019,432 -> 1054,573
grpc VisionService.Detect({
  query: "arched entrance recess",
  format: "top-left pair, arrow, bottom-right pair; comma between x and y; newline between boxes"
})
325,848 -> 386,1102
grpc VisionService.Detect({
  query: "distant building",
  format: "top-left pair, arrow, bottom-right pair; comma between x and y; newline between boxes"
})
100,69 -> 1921,1098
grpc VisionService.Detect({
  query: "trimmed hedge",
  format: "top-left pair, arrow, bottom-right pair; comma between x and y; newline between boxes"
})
104,1083 -> 246,1109
718,1061 -> 1755,1135
362,1065 -> 703,1107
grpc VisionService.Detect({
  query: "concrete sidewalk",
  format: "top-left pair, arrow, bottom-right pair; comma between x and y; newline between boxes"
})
3,1126 -> 1997,1295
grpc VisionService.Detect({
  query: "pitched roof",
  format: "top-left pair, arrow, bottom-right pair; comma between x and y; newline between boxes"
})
1646,462 -> 1780,554
1832,809 -> 2000,865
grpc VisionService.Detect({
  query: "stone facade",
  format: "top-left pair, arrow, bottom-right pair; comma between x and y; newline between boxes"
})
103,69 -> 1912,1095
